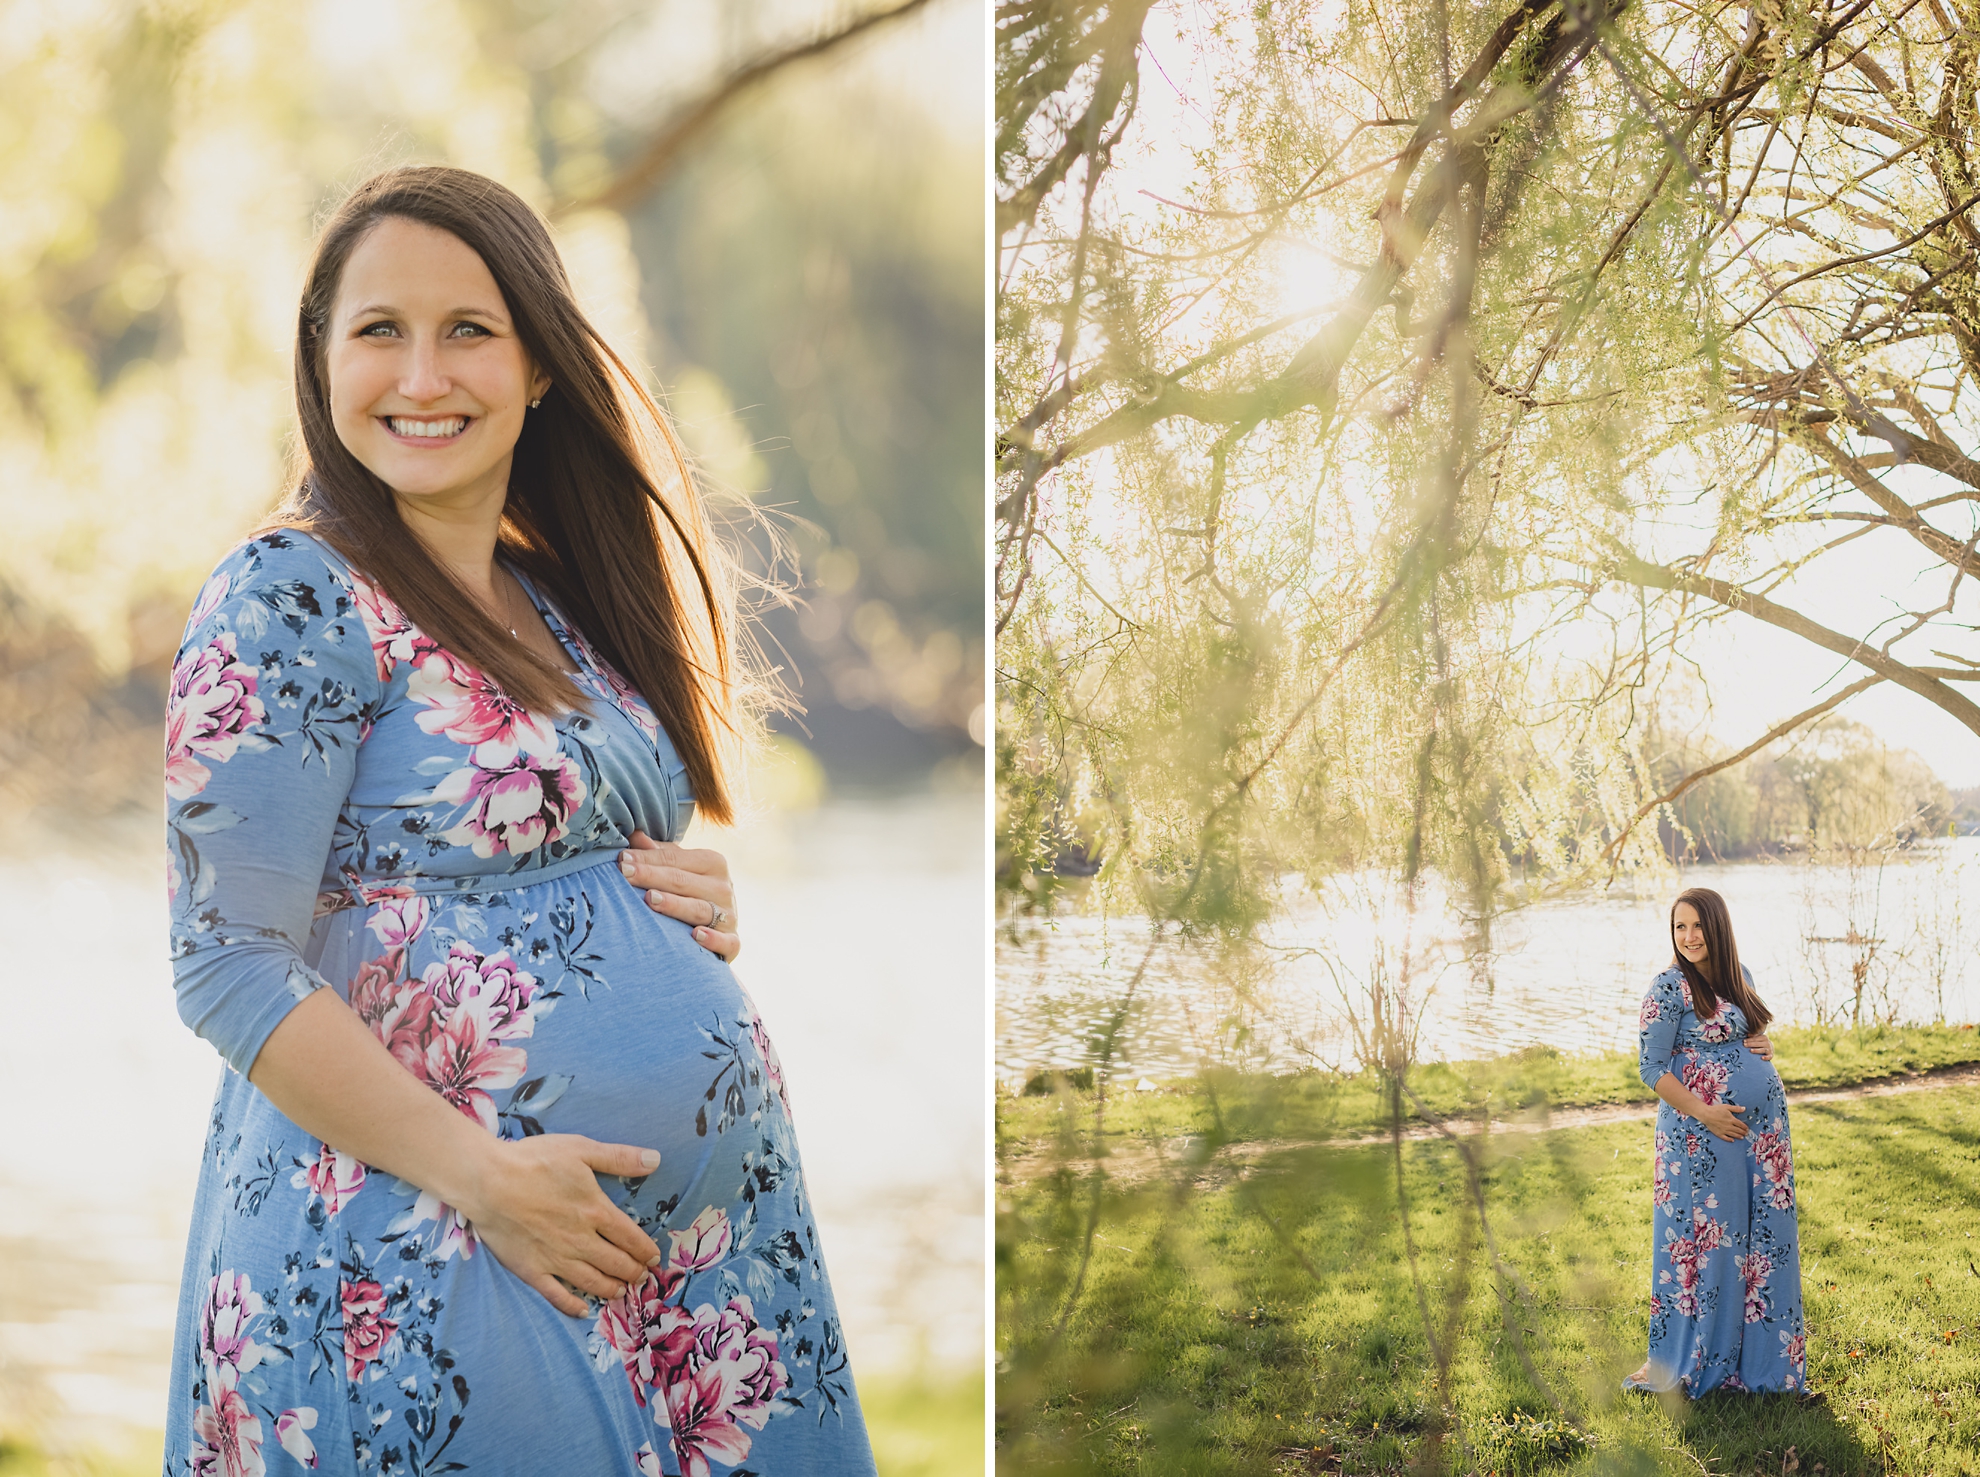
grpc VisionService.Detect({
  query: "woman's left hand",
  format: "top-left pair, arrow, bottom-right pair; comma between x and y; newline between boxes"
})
618,831 -> 740,962
1745,1032 -> 1773,1062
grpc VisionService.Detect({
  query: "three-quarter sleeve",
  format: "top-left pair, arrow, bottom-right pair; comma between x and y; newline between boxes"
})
166,534 -> 380,1077
1637,969 -> 1686,1091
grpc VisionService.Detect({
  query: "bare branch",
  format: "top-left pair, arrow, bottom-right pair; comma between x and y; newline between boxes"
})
555,0 -> 936,217
1600,674 -> 1885,862
1611,552 -> 1980,736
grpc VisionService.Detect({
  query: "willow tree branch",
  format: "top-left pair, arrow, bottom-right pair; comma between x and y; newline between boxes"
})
1610,551 -> 1980,736
1600,673 -> 1885,862
1765,416 -> 1980,573
997,0 -> 1586,486
555,0 -> 936,217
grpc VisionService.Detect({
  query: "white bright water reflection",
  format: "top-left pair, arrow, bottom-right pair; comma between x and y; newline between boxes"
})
0,789 -> 983,1445
997,840 -> 1980,1084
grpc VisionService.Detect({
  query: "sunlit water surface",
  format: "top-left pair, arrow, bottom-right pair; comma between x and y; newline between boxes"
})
0,790 -> 983,1445
998,841 -> 1980,1085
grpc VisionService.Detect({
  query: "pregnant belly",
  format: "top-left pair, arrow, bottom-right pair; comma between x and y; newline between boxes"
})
1680,1046 -> 1783,1118
321,861 -> 779,1197
503,875 -> 769,1164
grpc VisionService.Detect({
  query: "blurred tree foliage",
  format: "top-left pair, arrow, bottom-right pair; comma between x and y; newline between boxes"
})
0,0 -> 980,831
996,0 -> 1980,928
1650,714 -> 1950,858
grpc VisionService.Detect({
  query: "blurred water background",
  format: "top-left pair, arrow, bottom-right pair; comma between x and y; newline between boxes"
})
0,0 -> 983,1468
999,841 -> 1980,1086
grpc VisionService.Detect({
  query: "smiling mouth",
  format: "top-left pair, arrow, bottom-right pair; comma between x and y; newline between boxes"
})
383,415 -> 471,441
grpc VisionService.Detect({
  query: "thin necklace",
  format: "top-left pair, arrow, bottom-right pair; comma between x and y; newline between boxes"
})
495,571 -> 526,640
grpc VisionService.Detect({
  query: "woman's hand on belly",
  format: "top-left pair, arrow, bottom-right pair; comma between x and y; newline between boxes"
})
1745,1032 -> 1773,1062
618,829 -> 741,962
459,1135 -> 666,1318
247,992 -> 664,1321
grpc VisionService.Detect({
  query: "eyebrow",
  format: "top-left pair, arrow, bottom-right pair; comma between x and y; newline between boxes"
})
348,303 -> 507,321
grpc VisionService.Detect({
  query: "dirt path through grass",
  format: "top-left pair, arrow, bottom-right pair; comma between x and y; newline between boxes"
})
1004,1057 -> 1980,1186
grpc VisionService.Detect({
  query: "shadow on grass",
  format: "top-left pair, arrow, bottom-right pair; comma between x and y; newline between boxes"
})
996,1074 -> 1968,1476
1663,1389 -> 1876,1476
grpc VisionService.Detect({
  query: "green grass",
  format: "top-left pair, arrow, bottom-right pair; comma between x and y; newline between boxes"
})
1001,1023 -> 1980,1157
0,1434 -> 160,1477
998,1078 -> 1980,1475
865,1366 -> 987,1474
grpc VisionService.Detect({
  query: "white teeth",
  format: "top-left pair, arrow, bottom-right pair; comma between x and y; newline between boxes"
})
390,417 -> 466,438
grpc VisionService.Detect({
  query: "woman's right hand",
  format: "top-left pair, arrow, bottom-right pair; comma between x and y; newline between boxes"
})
458,1134 -> 665,1317
1694,1101 -> 1748,1141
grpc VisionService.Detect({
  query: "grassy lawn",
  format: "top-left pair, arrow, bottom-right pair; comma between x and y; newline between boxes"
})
1000,1023 -> 1980,1156
864,1366 -> 988,1474
0,1436 -> 160,1477
998,1076 -> 1980,1475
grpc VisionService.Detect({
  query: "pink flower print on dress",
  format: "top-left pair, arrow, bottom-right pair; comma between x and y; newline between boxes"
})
365,892 -> 430,951
408,650 -> 559,765
670,1207 -> 733,1273
340,1277 -> 398,1381
198,1270 -> 265,1388
596,1264 -> 692,1405
291,1142 -> 366,1215
432,749 -> 587,857
1639,995 -> 1662,1029
1736,1251 -> 1774,1324
1679,1055 -> 1731,1106
1782,1328 -> 1806,1386
167,632 -> 266,800
348,955 -> 407,1036
749,1012 -> 792,1118
691,1296 -> 790,1430
1652,1158 -> 1675,1212
190,1381 -> 265,1477
662,1363 -> 755,1477
412,1007 -> 530,1131
1690,1205 -> 1729,1252
423,945 -> 539,1041
394,1187 -> 480,1261
189,570 -> 231,630
635,1443 -> 663,1477
350,573 -> 430,683
1750,1127 -> 1795,1208
274,1408 -> 318,1469
1695,1005 -> 1739,1043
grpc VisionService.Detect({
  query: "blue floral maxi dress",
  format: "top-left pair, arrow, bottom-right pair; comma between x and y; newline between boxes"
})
1627,965 -> 1805,1395
163,532 -> 877,1476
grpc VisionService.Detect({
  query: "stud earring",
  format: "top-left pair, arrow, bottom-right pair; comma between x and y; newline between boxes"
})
529,397 -> 542,408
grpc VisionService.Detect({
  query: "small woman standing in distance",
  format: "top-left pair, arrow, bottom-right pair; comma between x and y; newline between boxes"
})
1625,887 -> 1805,1395
164,167 -> 876,1474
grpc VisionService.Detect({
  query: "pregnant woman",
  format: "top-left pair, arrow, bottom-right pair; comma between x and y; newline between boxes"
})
164,166 -> 875,1474
1625,887 -> 1805,1396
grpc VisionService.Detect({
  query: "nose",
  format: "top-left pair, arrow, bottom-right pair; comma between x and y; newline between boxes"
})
399,334 -> 452,404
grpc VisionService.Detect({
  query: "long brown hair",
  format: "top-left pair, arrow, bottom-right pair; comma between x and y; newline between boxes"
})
1670,887 -> 1771,1032
271,165 -> 740,822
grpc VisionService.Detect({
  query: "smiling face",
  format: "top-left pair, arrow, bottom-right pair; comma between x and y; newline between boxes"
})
1672,901 -> 1709,967
323,216 -> 550,512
